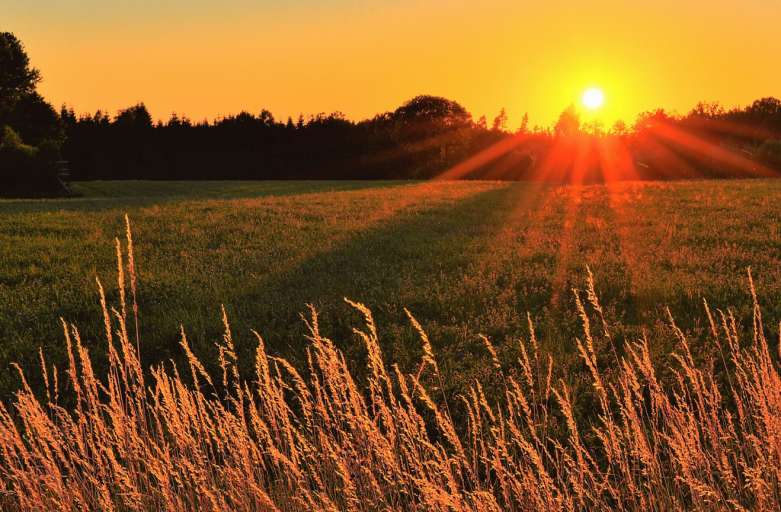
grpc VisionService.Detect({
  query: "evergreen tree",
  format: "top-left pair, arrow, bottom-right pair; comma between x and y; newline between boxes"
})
492,108 -> 508,132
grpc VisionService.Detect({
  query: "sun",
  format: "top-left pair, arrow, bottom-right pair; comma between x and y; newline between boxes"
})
583,88 -> 604,109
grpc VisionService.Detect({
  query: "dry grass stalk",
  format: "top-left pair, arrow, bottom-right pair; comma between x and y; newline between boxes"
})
0,224 -> 780,511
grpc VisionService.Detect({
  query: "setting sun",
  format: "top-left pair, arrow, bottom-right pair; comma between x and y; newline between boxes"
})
3,0 -> 781,509
583,88 -> 604,109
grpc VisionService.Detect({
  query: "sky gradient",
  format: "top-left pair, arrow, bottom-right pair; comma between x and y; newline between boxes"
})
3,0 -> 780,129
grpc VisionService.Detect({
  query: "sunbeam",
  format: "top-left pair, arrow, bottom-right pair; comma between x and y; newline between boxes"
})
649,122 -> 779,178
434,133 -> 532,181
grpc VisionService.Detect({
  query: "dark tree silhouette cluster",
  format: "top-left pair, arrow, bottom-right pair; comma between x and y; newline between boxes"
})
0,30 -> 64,197
57,95 -> 532,183
2,29 -> 781,197
58,95 -> 781,185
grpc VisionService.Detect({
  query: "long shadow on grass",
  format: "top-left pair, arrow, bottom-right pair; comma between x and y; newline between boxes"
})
0,181 -> 425,401
187,183 -> 550,392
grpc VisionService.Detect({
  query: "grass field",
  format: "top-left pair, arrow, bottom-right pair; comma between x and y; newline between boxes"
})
2,179 -> 781,509
2,179 -> 781,403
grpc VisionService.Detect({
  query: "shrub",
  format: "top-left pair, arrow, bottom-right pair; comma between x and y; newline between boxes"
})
756,138 -> 781,170
0,126 -> 62,198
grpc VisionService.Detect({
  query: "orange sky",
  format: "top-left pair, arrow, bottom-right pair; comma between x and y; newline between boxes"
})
3,0 -> 780,130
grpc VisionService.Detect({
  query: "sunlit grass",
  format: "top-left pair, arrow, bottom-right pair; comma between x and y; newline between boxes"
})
0,221 -> 779,510
2,180 -> 781,410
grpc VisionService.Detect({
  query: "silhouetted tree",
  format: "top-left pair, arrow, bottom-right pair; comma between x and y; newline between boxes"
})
688,101 -> 725,119
517,112 -> 529,134
111,103 -> 154,178
0,31 -> 61,146
492,108 -> 508,132
115,103 -> 154,129
393,95 -> 471,140
0,31 -> 65,196
740,97 -> 781,135
610,119 -> 628,138
392,95 -> 472,177
632,109 -> 676,134
0,31 -> 41,110
553,104 -> 580,138
744,97 -> 781,119
4,91 -> 63,145
581,119 -> 605,136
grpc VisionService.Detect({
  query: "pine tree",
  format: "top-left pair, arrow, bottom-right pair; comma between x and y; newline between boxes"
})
491,108 -> 508,132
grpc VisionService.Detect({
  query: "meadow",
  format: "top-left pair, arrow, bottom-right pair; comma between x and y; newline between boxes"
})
1,179 -> 781,510
3,180 -> 781,399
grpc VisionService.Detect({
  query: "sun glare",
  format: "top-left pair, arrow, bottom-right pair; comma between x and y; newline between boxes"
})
583,88 -> 604,109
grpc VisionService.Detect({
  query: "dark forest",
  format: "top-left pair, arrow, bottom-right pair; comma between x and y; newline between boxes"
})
2,29 -> 781,197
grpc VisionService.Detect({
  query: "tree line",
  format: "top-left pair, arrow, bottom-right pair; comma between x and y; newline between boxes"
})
47,95 -> 781,185
57,97 -> 538,182
2,29 -> 781,197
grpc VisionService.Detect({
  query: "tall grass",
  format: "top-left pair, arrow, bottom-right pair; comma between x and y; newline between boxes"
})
1,218 -> 779,511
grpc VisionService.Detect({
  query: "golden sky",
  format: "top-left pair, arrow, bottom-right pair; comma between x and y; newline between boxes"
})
3,0 -> 780,129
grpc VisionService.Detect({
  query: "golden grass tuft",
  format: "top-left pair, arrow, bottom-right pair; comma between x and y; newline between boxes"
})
0,224 -> 780,511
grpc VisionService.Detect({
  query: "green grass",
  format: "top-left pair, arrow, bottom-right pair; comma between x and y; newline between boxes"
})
2,179 -> 781,405
73,180 -> 402,199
